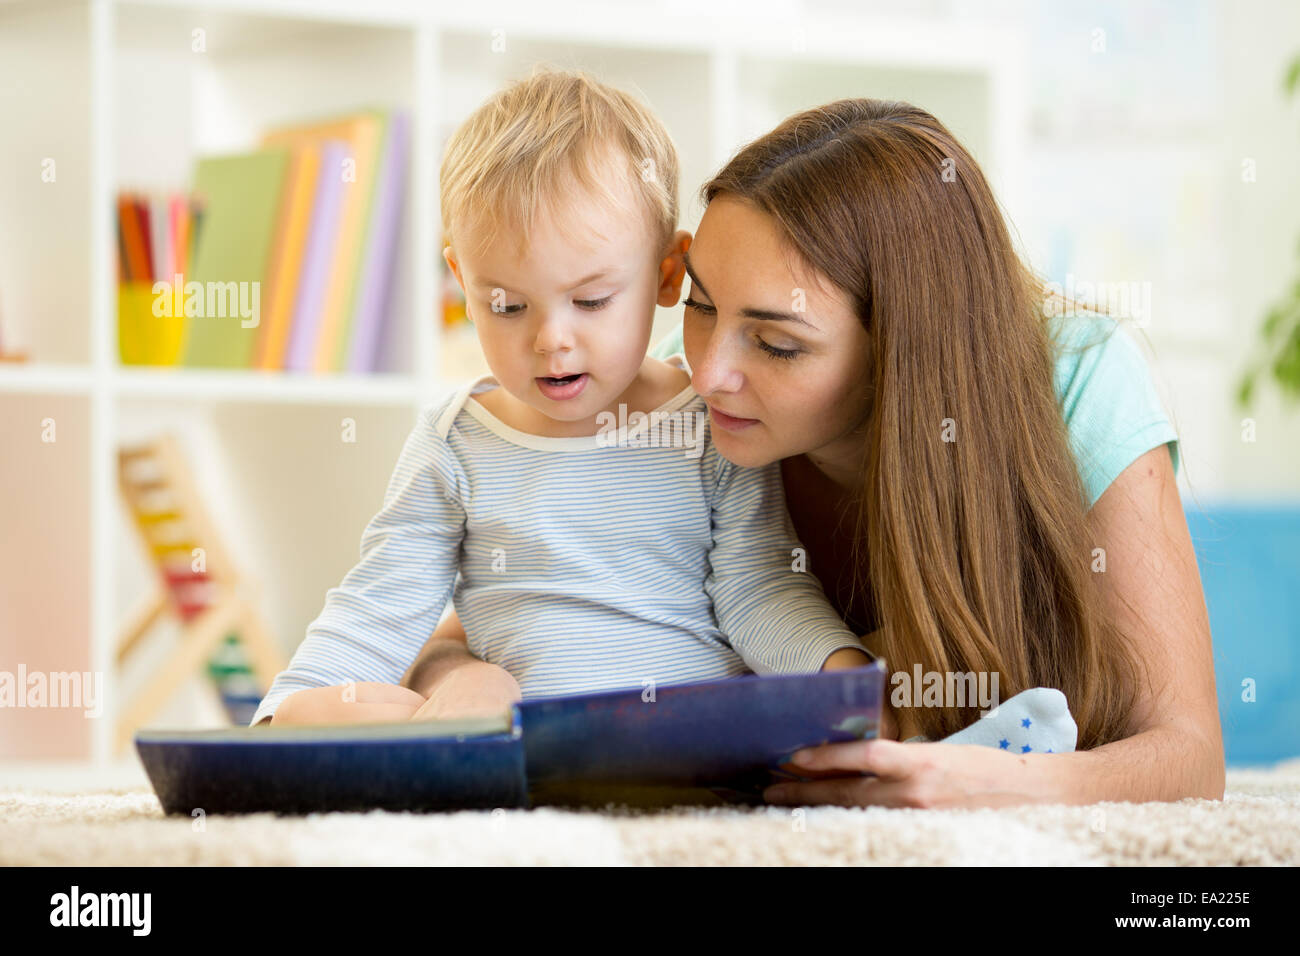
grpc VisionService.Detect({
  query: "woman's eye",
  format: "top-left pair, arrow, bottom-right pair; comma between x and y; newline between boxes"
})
758,339 -> 801,361
575,295 -> 613,311
683,297 -> 716,315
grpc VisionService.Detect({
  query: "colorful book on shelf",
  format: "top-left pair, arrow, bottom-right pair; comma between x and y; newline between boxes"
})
182,148 -> 291,369
253,142 -> 324,370
278,140 -> 349,375
343,109 -> 409,373
262,110 -> 383,373
134,661 -> 886,814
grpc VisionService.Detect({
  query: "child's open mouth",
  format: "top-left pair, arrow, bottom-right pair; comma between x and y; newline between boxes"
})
535,372 -> 589,401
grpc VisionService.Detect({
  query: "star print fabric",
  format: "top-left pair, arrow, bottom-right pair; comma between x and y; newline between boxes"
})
901,688 -> 1078,753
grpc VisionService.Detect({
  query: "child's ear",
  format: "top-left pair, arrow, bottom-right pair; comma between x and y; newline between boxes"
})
443,244 -> 467,293
656,230 -> 692,308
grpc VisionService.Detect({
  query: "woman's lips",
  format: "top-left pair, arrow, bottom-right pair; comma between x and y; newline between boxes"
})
708,405 -> 759,431
535,372 -> 588,401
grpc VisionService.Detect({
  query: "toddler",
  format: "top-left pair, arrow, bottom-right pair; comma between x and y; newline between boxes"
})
251,68 -> 870,728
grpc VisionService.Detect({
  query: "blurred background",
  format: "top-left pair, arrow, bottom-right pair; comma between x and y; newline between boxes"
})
0,0 -> 1296,784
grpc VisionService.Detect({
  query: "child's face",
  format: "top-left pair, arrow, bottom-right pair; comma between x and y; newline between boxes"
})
444,174 -> 679,429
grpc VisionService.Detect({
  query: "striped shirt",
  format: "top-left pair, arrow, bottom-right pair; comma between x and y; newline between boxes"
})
250,361 -> 868,725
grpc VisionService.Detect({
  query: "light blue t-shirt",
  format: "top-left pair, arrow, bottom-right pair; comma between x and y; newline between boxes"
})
649,312 -> 1180,510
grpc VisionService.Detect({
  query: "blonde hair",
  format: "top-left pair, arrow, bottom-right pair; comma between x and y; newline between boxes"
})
440,66 -> 680,261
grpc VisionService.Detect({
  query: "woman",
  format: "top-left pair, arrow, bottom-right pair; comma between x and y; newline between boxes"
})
406,99 -> 1224,808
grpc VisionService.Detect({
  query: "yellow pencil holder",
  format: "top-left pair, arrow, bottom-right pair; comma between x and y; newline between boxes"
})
118,281 -> 186,366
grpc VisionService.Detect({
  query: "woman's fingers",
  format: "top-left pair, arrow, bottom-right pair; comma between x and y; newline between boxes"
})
762,740 -> 926,805
765,743 -> 1040,809
787,738 -> 920,778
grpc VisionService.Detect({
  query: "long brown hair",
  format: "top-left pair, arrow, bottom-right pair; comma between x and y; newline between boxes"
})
703,99 -> 1150,748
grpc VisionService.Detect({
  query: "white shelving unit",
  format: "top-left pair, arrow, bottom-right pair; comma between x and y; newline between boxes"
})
0,0 -> 1026,772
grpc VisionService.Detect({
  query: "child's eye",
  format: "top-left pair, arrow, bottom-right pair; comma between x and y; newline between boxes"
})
683,297 -> 716,315
758,339 -> 801,361
575,295 -> 613,311
491,302 -> 525,315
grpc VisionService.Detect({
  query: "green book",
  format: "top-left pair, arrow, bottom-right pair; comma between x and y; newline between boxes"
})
183,149 -> 290,368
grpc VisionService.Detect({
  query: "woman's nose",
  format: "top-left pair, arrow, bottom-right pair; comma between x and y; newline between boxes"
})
690,329 -> 744,396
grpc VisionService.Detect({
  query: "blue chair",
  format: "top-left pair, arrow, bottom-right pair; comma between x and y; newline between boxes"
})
1185,504 -> 1300,766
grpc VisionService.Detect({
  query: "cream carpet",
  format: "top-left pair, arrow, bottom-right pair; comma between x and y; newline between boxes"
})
4,759 -> 1299,866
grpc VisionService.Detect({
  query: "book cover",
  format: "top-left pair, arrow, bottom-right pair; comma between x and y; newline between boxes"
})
262,111 -> 382,372
343,110 -> 409,373
183,149 -> 291,369
280,141 -> 348,373
135,662 -> 885,815
138,712 -> 528,815
254,142 -> 323,370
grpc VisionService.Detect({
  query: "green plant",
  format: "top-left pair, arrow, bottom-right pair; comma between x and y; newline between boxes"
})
1238,54 -> 1300,408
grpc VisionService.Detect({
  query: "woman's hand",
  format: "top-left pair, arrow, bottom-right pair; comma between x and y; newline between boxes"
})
764,445 -> 1226,809
763,739 -> 1059,809
410,660 -> 522,723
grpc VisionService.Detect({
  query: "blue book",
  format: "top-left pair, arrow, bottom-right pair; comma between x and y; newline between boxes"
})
135,661 -> 885,814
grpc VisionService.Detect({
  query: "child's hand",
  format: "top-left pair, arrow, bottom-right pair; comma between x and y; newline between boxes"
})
410,661 -> 522,723
271,681 -> 429,726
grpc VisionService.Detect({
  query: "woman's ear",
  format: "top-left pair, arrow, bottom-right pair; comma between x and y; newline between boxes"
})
656,230 -> 692,308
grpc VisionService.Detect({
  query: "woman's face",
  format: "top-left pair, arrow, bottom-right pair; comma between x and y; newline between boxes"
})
682,195 -> 874,476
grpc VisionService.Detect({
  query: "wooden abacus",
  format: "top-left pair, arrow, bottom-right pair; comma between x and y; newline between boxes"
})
115,433 -> 285,754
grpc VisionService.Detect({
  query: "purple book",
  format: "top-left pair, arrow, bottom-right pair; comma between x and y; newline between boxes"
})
346,111 -> 410,373
286,140 -> 348,372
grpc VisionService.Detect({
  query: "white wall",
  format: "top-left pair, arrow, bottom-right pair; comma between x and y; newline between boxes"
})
1220,0 -> 1300,499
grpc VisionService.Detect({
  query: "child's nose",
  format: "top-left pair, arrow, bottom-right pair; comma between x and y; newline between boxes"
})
533,313 -> 575,355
